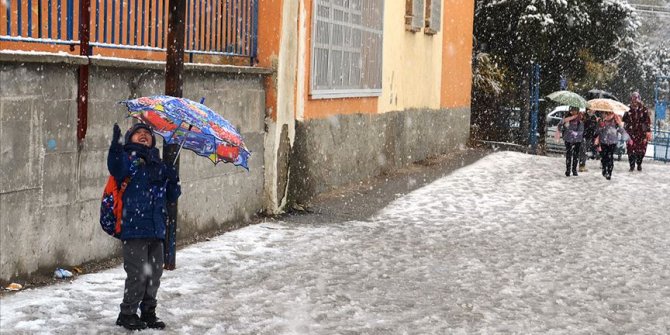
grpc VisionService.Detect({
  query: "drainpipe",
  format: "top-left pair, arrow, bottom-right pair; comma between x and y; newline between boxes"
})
164,0 -> 186,270
77,0 -> 91,147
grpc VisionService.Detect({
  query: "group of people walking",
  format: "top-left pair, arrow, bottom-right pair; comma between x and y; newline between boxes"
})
558,92 -> 652,180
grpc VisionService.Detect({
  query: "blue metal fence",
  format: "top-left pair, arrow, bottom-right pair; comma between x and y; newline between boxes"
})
653,76 -> 670,162
2,0 -> 77,45
1,0 -> 258,61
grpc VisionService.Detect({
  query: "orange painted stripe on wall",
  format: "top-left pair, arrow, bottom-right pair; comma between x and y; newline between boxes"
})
304,97 -> 378,120
256,0 -> 283,121
0,41 -> 69,53
440,0 -> 475,109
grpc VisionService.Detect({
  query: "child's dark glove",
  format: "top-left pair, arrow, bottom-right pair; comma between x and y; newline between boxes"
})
111,123 -> 123,151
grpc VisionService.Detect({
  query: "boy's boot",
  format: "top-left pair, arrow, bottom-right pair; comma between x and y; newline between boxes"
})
116,313 -> 147,330
571,159 -> 578,176
141,312 -> 166,329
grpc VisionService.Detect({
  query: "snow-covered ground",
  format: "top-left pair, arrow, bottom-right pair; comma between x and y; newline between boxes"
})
1,151 -> 669,334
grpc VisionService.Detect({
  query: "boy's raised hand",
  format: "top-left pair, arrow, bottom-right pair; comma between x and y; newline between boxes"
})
111,123 -> 123,151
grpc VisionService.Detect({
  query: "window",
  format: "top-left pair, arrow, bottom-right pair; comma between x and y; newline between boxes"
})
406,0 -> 441,35
424,0 -> 441,35
311,0 -> 384,99
405,0 -> 424,32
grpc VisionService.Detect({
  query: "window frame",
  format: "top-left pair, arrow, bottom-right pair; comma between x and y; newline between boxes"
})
310,0 -> 384,99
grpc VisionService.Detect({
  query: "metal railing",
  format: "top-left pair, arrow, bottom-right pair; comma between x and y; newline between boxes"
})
652,130 -> 670,162
653,76 -> 669,162
2,0 -> 78,45
1,0 -> 258,62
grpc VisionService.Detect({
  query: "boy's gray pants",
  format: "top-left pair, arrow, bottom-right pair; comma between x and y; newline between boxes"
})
120,238 -> 164,315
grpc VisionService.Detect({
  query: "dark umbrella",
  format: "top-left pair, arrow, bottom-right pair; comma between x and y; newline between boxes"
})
586,89 -> 619,102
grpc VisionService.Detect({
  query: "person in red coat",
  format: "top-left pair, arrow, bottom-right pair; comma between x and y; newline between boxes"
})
622,92 -> 652,171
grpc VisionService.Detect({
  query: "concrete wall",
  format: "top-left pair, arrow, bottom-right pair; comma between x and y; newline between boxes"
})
0,53 -> 270,281
288,107 -> 470,203
258,0 -> 301,213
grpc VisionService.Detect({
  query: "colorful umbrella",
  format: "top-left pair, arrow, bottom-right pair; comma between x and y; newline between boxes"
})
587,98 -> 629,116
122,95 -> 250,170
546,90 -> 588,109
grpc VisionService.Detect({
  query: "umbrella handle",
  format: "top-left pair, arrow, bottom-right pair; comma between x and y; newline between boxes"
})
162,140 -> 184,189
173,138 -> 186,166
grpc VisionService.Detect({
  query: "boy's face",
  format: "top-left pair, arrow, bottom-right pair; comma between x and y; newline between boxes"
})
130,128 -> 153,147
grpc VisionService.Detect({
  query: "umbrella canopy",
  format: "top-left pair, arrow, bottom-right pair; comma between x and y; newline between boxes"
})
587,98 -> 629,116
122,95 -> 250,169
586,89 -> 619,101
546,90 -> 588,108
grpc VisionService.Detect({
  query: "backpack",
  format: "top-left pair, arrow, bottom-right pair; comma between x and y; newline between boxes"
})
99,176 -> 130,239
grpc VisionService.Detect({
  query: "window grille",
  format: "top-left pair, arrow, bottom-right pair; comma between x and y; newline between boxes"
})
311,0 -> 384,99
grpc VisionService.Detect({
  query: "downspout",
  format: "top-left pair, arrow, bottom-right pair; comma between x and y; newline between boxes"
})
77,0 -> 91,148
164,0 -> 187,270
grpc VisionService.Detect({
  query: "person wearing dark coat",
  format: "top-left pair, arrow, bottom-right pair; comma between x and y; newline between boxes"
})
594,111 -> 630,180
579,109 -> 599,171
622,92 -> 652,171
107,123 -> 181,330
558,107 -> 584,176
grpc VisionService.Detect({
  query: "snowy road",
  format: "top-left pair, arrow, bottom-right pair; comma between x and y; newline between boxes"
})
1,151 -> 669,334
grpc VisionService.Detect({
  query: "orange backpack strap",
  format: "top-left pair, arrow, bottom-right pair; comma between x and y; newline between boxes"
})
119,177 -> 130,192
113,177 -> 131,235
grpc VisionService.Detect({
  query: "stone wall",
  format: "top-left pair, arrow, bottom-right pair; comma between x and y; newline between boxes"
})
0,53 -> 270,281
